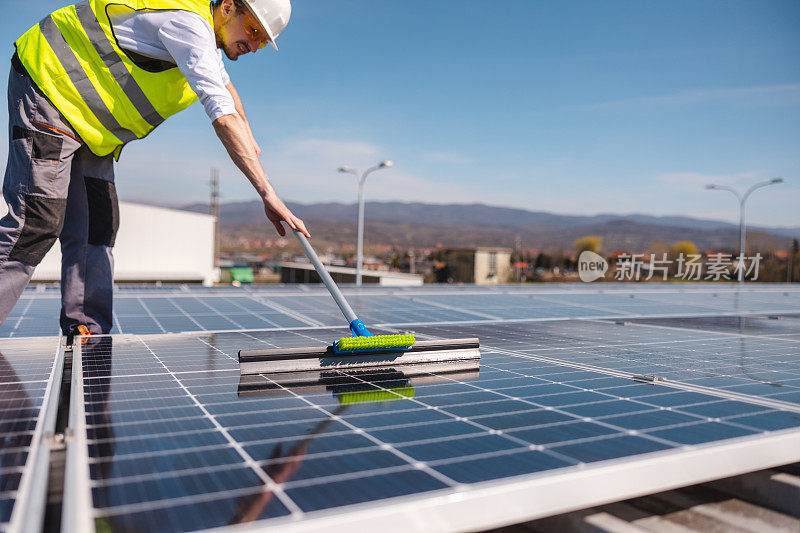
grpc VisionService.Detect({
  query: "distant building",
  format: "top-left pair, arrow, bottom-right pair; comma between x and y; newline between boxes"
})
0,202 -> 217,285
219,266 -> 255,284
443,248 -> 512,284
279,262 -> 423,286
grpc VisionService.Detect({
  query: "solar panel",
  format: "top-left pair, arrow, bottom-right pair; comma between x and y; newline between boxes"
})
633,315 -> 800,339
61,327 -> 800,532
414,320 -> 800,408
0,337 -> 62,533
3,284 -> 800,530
5,285 -> 800,338
265,294 -> 491,326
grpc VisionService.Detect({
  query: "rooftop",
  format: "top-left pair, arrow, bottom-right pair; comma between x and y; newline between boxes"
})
2,283 -> 800,532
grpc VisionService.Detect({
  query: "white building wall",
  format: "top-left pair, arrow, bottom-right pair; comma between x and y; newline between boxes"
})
474,249 -> 511,285
1,201 -> 217,285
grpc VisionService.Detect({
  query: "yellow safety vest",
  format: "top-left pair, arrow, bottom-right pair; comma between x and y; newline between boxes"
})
15,0 -> 214,158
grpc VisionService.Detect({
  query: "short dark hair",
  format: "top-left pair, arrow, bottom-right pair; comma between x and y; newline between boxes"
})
213,0 -> 248,14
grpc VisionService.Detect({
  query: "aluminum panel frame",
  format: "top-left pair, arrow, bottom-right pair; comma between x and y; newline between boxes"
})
209,427 -> 800,533
6,339 -> 64,533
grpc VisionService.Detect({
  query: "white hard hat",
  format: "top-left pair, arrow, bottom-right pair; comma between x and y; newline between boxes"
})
243,0 -> 291,51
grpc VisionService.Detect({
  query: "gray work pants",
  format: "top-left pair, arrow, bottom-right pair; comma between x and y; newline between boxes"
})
0,57 -> 118,335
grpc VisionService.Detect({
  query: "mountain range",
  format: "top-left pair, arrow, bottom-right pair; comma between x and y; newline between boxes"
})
180,200 -> 798,252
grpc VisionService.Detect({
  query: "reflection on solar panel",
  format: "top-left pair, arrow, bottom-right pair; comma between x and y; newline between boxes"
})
4,285 -> 800,532
0,337 -> 60,533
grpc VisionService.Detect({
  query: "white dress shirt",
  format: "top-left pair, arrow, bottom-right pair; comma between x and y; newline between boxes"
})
110,8 -> 237,121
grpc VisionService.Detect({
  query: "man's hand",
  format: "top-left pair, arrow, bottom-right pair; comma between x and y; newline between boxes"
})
263,191 -> 309,237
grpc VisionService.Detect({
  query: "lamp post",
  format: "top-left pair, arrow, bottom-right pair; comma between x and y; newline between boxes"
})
338,161 -> 394,286
705,178 -> 785,283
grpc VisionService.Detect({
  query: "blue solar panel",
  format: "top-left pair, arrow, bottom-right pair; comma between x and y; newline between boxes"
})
4,285 -> 800,338
61,327 -> 800,531
0,337 -> 60,531
415,320 -> 800,408
4,284 -> 800,531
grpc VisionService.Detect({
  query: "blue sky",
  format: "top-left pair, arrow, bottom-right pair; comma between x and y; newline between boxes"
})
1,0 -> 798,227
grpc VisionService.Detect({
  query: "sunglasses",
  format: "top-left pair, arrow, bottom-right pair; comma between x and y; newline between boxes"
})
241,9 -> 270,49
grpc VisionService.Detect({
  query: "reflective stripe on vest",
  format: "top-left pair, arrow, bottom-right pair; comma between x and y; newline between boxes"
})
38,13 -> 139,145
73,1 -> 165,129
15,0 -> 213,157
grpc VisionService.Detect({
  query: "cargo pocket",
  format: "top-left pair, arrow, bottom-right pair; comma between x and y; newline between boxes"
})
9,195 -> 68,265
85,177 -> 120,247
12,125 -> 63,161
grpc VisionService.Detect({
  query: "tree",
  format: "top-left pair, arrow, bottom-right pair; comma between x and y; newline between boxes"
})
574,236 -> 602,255
670,241 -> 698,258
648,241 -> 669,256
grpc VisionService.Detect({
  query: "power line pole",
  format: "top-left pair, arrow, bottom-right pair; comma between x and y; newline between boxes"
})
210,168 -> 220,268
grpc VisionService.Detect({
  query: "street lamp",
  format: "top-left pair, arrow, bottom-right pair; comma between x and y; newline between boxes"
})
705,177 -> 785,283
338,160 -> 394,286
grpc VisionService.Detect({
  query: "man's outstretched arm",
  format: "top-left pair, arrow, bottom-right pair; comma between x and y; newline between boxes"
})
226,81 -> 261,157
213,113 -> 309,237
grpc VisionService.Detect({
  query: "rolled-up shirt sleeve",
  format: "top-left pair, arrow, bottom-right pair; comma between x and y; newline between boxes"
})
157,14 -> 236,121
218,50 -> 231,86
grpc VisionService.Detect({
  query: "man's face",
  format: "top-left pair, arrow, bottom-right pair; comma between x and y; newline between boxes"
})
216,2 -> 270,61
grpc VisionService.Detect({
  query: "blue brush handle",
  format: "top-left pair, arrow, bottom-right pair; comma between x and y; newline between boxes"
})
349,319 -> 373,337
291,226 -> 372,336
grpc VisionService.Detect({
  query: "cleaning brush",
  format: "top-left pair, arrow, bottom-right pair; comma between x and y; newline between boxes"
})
335,333 -> 415,354
237,227 -> 480,376
289,225 -> 416,353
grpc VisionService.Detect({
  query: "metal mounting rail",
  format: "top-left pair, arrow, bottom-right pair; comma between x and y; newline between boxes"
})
61,341 -> 94,533
8,339 -> 64,533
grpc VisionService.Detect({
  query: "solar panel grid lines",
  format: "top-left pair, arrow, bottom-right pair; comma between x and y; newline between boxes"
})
219,296 -> 308,330
135,296 -> 167,334
259,376 -> 465,488
403,296 -> 503,321
164,296 -> 210,332
526,293 -> 643,317
461,359 -> 777,436
0,337 -> 62,533
318,359 -> 680,467
248,296 -> 325,327
5,286 -> 800,532
177,296 -> 268,332
139,338 -> 305,518
57,326 -> 800,532
108,295 -> 317,337
66,337 -> 300,532
410,319 -> 800,408
244,430 -> 800,533
613,316 -> 800,344
470,363 -> 788,440
4,285 -> 800,338
233,358 -> 724,502
1,299 -> 35,338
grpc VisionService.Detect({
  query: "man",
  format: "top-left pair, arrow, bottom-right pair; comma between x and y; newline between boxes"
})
0,0 -> 309,337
